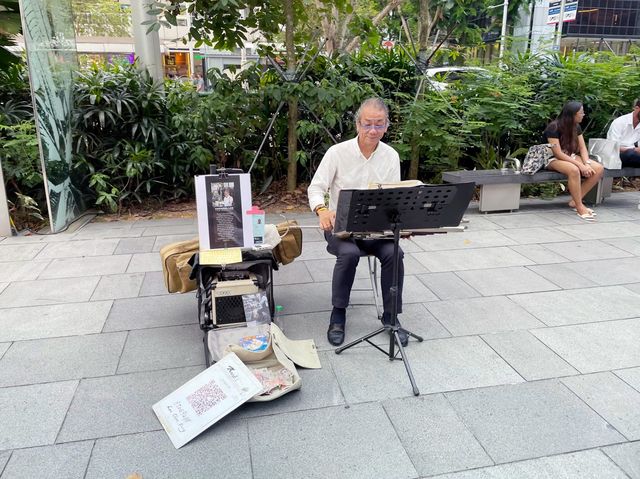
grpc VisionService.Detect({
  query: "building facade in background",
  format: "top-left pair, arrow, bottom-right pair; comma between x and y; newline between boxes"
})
515,0 -> 640,54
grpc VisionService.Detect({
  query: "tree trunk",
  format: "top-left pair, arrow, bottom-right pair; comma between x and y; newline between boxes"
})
284,0 -> 298,191
408,135 -> 419,179
345,0 -> 404,52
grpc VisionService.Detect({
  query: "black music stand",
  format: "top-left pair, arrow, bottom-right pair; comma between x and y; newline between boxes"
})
334,182 -> 475,396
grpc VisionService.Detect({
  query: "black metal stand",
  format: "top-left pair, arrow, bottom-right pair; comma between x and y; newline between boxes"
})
335,219 -> 423,396
332,183 -> 475,396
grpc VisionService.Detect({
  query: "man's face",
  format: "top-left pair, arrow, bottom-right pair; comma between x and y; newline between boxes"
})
634,105 -> 640,120
356,106 -> 388,149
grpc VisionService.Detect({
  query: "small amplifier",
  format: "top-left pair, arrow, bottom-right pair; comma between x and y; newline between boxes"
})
211,273 -> 259,328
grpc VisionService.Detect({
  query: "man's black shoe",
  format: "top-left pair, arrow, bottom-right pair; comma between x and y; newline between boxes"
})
327,322 -> 345,346
381,313 -> 409,347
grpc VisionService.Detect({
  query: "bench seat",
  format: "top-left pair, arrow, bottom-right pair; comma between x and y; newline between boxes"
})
442,167 -> 640,212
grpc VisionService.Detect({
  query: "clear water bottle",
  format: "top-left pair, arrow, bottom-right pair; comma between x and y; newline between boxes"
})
274,304 -> 285,331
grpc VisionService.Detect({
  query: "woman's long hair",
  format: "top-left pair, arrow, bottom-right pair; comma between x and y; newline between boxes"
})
549,101 -> 583,154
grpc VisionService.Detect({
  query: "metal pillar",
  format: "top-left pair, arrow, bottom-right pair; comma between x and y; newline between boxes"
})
553,0 -> 567,50
0,161 -> 12,236
499,0 -> 509,61
131,1 -> 164,82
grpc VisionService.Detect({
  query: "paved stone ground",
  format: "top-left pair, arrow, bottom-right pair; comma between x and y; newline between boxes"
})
1,193 -> 640,479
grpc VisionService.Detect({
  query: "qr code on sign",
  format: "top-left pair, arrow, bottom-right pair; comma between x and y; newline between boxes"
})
187,380 -> 227,416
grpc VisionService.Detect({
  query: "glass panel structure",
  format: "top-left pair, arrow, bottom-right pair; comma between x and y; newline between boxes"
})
564,0 -> 640,38
19,0 -> 84,232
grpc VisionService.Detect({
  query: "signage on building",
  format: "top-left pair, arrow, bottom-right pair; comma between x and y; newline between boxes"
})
547,1 -> 579,24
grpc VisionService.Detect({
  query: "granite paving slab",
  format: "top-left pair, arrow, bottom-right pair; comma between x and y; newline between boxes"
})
85,425 -> 250,479
602,441 -> 640,479
603,237 -> 640,256
0,301 -> 112,342
38,255 -> 131,279
0,283 -> 6,295
556,221 -> 640,240
445,380 -> 625,464
462,215 -> 503,231
533,318 -> 640,373
237,352 -> 345,419
425,296 -> 543,336
625,282 -> 640,295
0,343 -> 9,360
273,260 -> 313,285
297,240 -> 333,261
0,276 -> 100,308
0,243 -> 44,262
282,303 -> 450,353
0,381 -> 78,450
0,332 -> 126,387
1,440 -> 93,479
541,239 -> 633,262
497,226 -> 576,244
508,244 -> 570,264
34,239 -> 120,259
91,273 -> 145,300
616,367 -> 640,392
413,246 -> 533,272
141,225 -> 198,237
409,229 -> 516,252
0,452 -> 9,476
401,254 -> 430,275
132,217 -> 195,228
435,449 -> 629,479
329,335 -> 523,402
481,213 -> 559,229
138,271 -> 168,297
526,263 -> 598,289
248,403 -> 417,479
509,286 -> 640,326
415,272 -> 481,300
104,294 -> 197,331
126,252 -> 162,273
383,394 -> 493,476
73,227 -> 142,240
57,366 -> 201,442
563,257 -> 640,285
481,330 -> 578,381
562,372 -> 640,440
0,260 -> 50,282
273,281 -> 333,314
152,234 -> 196,252
455,266 -> 559,296
114,237 -> 156,254
117,324 -> 204,373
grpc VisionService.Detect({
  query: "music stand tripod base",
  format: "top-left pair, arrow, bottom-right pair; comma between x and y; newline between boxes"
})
330,182 -> 475,397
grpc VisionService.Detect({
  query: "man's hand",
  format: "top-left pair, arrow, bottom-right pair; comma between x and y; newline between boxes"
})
318,209 -> 336,231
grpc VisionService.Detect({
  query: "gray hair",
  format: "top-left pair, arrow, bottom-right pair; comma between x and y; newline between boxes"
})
355,97 -> 389,125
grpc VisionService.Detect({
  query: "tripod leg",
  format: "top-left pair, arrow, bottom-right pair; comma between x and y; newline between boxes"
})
335,326 -> 387,354
394,331 -> 420,396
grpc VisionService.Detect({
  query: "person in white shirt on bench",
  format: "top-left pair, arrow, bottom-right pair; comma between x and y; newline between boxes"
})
607,99 -> 640,168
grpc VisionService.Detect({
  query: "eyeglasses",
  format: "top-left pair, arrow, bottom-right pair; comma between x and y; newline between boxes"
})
359,124 -> 388,131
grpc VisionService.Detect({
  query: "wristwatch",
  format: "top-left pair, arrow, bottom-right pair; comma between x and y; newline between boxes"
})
314,205 -> 328,215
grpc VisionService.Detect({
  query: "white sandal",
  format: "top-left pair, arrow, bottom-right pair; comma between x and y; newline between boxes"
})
577,212 -> 596,221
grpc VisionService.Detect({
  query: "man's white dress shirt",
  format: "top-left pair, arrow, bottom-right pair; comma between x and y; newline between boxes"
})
607,112 -> 640,148
307,137 -> 400,212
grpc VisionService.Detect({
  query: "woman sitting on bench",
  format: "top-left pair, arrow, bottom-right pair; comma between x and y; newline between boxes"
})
543,101 -> 604,221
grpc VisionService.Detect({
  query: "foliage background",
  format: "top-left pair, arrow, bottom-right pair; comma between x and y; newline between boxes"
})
2,49 -> 640,223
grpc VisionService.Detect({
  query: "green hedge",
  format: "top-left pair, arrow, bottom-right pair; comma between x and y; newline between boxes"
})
1,49 -> 639,218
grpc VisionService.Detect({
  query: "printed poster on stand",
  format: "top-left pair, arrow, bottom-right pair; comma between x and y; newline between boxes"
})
195,173 -> 253,250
